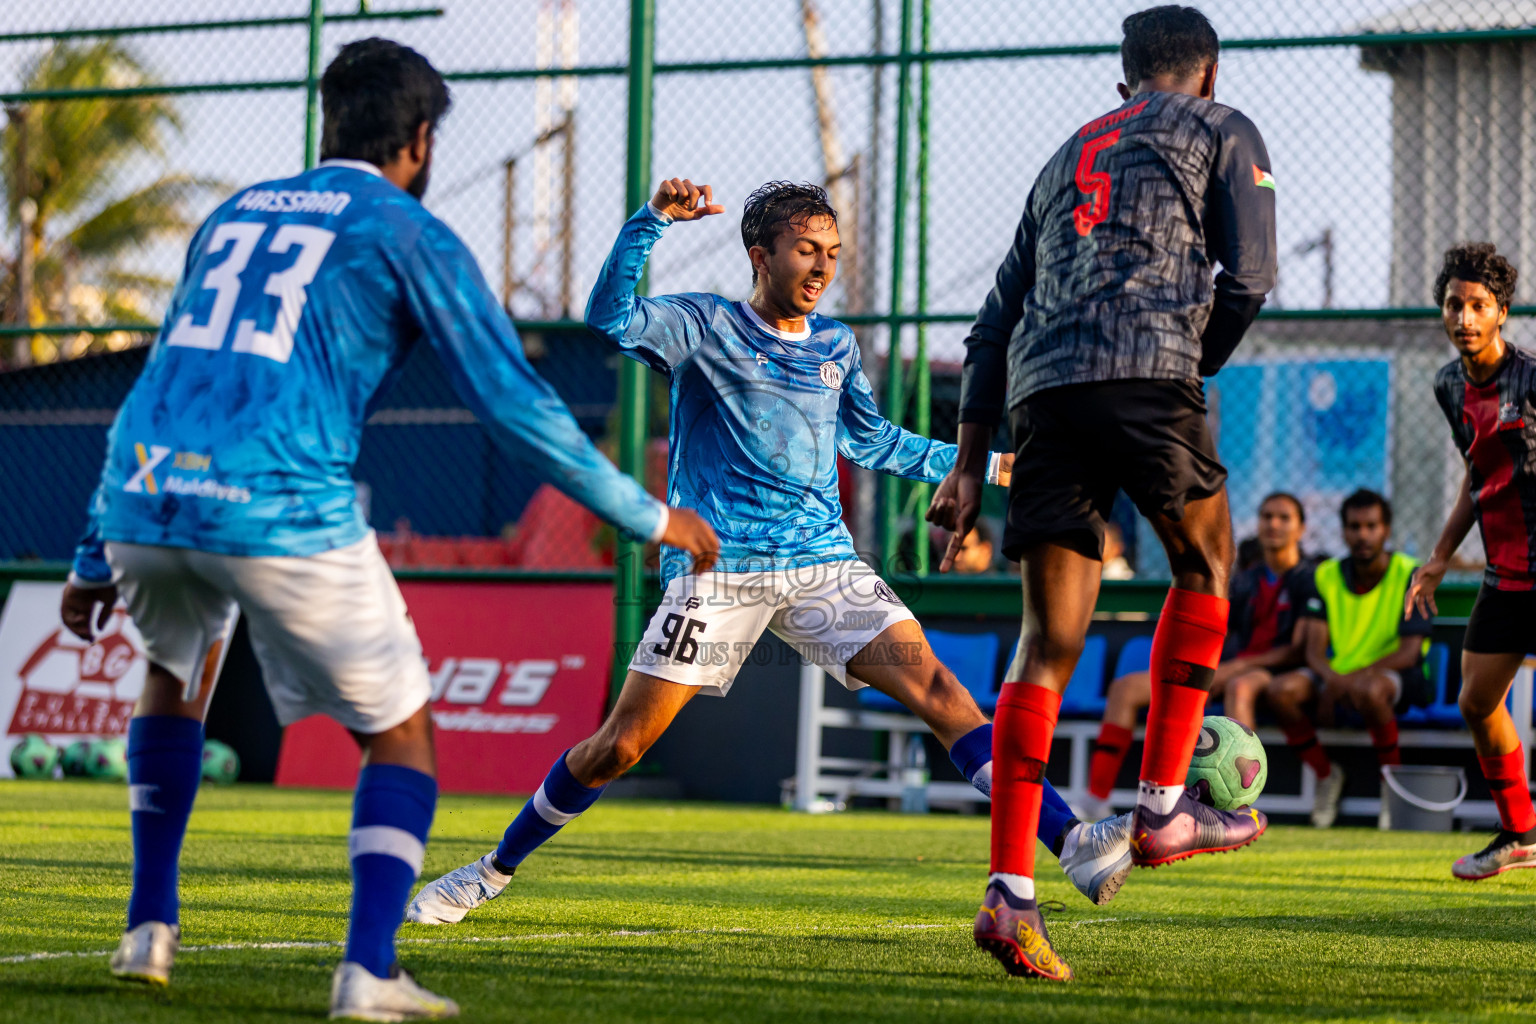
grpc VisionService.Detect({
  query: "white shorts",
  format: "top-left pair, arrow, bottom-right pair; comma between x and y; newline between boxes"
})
106,532 -> 430,733
628,560 -> 917,697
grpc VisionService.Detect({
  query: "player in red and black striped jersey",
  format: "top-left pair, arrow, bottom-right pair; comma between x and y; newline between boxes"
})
1407,243 -> 1536,880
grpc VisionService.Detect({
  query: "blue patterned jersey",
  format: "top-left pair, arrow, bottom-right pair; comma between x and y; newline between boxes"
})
586,204 -> 956,584
71,161 -> 663,582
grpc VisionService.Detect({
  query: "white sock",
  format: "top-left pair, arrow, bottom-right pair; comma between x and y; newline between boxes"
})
477,852 -> 512,887
988,872 -> 1035,901
969,760 -> 993,798
1136,780 -> 1182,815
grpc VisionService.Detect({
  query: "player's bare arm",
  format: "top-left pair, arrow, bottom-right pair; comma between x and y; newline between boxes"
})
1407,470 -> 1473,619
927,422 -> 992,573
661,508 -> 720,574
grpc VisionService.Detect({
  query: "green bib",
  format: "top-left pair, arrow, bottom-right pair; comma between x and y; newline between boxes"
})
1314,553 -> 1426,675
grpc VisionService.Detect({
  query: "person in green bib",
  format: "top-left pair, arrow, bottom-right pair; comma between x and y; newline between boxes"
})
1266,490 -> 1434,827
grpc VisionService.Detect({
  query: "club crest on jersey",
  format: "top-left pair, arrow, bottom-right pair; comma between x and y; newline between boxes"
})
819,361 -> 843,390
1499,401 -> 1523,425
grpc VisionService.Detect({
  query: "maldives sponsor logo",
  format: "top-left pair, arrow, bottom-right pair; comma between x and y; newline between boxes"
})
1253,165 -> 1276,190
161,475 -> 253,504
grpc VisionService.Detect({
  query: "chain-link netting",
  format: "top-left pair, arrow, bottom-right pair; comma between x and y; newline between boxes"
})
2,0 -> 1532,575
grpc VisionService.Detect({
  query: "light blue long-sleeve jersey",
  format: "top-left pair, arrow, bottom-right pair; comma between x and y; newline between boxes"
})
586,204 -> 956,585
71,161 -> 664,582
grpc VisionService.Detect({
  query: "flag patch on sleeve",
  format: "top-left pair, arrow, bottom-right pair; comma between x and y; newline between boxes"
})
1253,165 -> 1276,190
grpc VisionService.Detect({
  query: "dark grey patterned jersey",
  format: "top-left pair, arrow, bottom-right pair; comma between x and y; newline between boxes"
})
959,90 -> 1277,422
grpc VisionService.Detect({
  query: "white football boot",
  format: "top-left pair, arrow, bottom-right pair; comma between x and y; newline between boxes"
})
1310,762 -> 1346,828
405,853 -> 509,925
109,921 -> 180,986
1060,812 -> 1133,905
1452,830 -> 1536,881
329,961 -> 459,1021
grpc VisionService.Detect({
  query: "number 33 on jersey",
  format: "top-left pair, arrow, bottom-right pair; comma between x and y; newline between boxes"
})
166,221 -> 336,364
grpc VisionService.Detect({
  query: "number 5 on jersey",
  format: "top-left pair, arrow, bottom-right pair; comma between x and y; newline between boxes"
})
166,222 -> 336,364
1073,129 -> 1120,237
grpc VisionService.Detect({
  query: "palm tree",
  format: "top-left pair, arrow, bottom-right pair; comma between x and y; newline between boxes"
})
3,40 -> 217,365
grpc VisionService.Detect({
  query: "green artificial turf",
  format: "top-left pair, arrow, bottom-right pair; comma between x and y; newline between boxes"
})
1,781 -> 1532,1023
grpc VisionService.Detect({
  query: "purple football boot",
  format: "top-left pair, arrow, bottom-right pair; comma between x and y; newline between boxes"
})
1129,785 -> 1267,867
972,882 -> 1073,981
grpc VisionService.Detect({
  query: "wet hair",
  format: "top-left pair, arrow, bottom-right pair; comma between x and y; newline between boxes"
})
1121,6 -> 1219,86
741,181 -> 838,283
320,38 -> 451,168
1433,242 -> 1518,309
1260,491 -> 1305,524
1340,489 -> 1392,528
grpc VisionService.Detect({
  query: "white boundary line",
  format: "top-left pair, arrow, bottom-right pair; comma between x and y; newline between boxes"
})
1,918 -> 1120,967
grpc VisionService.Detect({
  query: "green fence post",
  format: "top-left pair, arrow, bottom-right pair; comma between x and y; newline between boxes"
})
304,0 -> 324,169
880,0 -> 915,577
912,0 -> 932,576
613,0 -> 656,698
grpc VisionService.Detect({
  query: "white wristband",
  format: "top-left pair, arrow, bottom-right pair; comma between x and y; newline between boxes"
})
649,504 -> 670,544
985,452 -> 1004,486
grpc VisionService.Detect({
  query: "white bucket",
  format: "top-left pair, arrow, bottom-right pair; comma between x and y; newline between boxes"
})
1378,764 -> 1468,831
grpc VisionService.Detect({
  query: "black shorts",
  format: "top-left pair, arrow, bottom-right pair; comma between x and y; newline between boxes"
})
1463,585 -> 1536,655
1003,379 -> 1227,562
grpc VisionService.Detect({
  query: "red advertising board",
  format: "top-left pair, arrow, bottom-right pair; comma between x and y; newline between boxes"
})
275,580 -> 614,794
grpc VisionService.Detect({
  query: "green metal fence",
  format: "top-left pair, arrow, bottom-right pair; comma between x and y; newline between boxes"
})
5,1 -> 1536,667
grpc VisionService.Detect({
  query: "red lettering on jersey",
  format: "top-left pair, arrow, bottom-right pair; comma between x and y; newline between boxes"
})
1073,130 -> 1121,237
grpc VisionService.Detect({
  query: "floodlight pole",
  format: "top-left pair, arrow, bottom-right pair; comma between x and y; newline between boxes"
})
304,0 -> 325,169
880,0 -> 914,576
613,0 -> 655,699
913,0 -> 932,575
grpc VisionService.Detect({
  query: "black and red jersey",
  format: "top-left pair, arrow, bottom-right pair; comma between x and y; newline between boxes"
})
1434,345 -> 1536,591
1224,556 -> 1318,661
959,90 -> 1277,423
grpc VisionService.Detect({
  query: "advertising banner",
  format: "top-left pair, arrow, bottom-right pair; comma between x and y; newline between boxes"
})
0,581 -> 145,776
275,580 -> 614,794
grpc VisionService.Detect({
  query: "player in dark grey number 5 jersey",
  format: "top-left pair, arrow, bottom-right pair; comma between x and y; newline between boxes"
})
927,6 -> 1278,981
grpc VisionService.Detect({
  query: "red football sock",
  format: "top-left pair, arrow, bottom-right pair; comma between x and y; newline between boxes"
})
1140,589 -> 1229,786
1089,722 -> 1134,800
1370,720 -> 1402,767
1480,746 -> 1536,834
1282,722 -> 1333,778
990,682 -> 1061,880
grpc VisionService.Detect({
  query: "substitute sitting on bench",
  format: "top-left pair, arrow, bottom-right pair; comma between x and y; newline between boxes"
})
1267,489 -> 1433,828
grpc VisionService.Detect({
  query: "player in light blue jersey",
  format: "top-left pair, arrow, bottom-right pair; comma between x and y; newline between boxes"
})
408,179 -> 1135,927
57,40 -> 717,1021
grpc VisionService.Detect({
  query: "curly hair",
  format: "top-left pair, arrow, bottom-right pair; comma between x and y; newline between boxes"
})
740,181 -> 837,283
1121,6 -> 1219,86
1433,242 -> 1518,309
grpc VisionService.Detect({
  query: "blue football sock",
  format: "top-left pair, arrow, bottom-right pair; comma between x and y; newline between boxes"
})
495,751 -> 605,869
949,723 -> 1078,854
346,764 -> 436,978
125,715 -> 204,929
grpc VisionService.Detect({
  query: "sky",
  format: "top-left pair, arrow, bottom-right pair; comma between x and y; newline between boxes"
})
1,0 -> 1443,362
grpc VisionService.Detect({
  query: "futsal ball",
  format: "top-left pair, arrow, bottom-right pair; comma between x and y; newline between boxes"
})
1186,715 -> 1267,810
60,740 -> 94,777
201,739 -> 240,785
9,734 -> 58,779
87,737 -> 129,781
